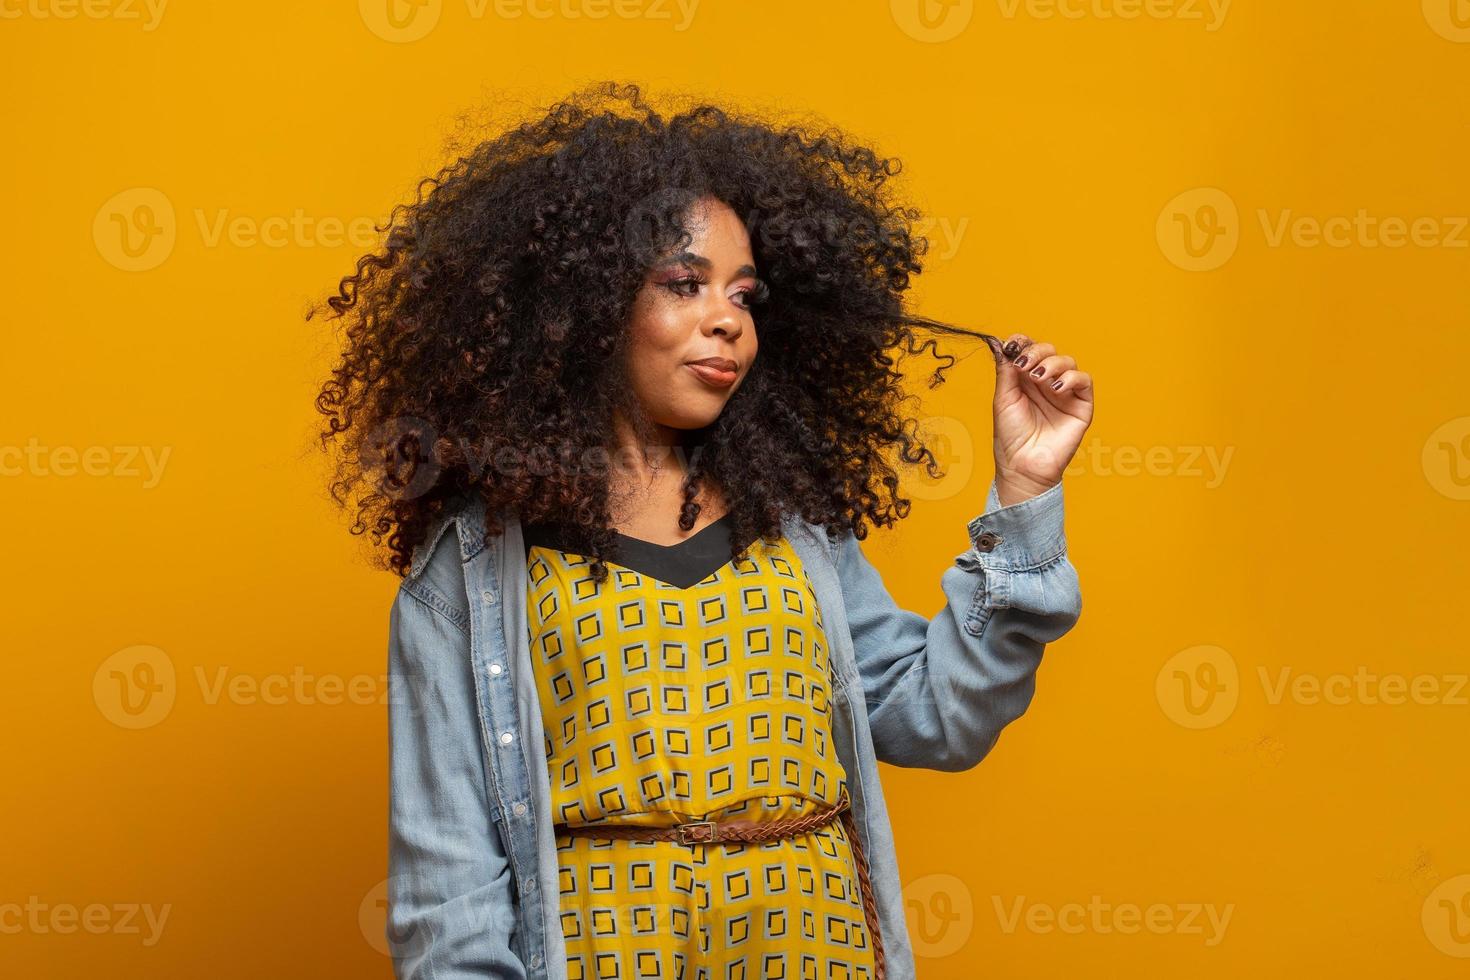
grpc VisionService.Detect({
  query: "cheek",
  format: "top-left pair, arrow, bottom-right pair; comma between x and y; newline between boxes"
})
623,313 -> 690,404
737,323 -> 758,370
627,297 -> 685,358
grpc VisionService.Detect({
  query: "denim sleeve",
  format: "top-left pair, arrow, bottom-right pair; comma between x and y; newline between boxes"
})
836,478 -> 1082,772
387,536 -> 527,979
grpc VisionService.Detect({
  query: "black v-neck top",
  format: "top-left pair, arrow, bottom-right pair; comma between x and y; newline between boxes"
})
522,515 -> 764,590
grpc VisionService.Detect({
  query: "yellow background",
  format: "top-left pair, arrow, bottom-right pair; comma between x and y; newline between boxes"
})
4,1 -> 1468,976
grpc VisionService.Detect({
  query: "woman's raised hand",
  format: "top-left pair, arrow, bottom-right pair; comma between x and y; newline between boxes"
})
990,333 -> 1095,507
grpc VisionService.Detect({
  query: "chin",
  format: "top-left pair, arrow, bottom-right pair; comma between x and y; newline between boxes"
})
665,415 -> 723,431
653,404 -> 727,431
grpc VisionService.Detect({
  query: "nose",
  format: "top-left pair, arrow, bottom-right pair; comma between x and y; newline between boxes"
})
701,300 -> 743,341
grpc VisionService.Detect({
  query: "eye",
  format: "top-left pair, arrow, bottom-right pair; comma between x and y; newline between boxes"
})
734,279 -> 770,310
661,274 -> 770,310
662,275 -> 704,298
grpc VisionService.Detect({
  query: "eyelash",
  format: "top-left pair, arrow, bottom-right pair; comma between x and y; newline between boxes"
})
663,275 -> 770,309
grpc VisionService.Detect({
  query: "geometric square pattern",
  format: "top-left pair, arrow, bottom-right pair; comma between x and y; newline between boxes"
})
527,533 -> 873,977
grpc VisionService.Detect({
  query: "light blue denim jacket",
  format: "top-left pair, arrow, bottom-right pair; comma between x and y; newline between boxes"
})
386,477 -> 1082,979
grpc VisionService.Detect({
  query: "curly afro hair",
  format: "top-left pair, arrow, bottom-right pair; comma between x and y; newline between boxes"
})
309,80 -> 1003,583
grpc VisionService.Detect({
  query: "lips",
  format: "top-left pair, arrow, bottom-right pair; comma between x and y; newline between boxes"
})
685,357 -> 738,387
687,357 -> 738,372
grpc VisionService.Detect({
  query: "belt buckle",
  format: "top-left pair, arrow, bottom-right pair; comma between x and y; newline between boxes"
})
675,820 -> 717,845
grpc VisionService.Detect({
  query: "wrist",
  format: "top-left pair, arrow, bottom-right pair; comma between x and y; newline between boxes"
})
969,476 -> 1069,568
994,472 -> 1058,508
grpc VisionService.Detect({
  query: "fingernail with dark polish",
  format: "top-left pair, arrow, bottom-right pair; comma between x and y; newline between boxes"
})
1003,341 -> 1019,357
1030,366 -> 1045,378
1050,378 -> 1064,390
1014,355 -> 1028,368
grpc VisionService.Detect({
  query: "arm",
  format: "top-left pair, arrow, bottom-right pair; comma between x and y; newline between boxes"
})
837,477 -> 1082,772
387,536 -> 527,979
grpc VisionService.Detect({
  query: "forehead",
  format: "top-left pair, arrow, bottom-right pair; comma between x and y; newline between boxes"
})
684,196 -> 751,252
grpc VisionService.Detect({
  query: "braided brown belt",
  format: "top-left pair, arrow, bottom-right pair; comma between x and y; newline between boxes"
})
552,787 -> 885,979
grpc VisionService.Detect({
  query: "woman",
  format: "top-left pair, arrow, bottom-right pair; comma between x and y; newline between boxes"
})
312,81 -> 1089,980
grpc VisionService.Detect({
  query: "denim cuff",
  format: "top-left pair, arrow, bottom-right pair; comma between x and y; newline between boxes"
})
964,478 -> 1068,570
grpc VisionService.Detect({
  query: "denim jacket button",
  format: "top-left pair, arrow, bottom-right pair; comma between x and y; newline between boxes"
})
482,589 -> 496,603
974,531 -> 1002,552
513,801 -> 527,816
524,876 -> 537,891
529,953 -> 542,969
499,731 -> 514,744
489,663 -> 503,675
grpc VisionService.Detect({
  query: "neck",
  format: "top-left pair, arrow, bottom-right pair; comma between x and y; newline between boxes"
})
609,412 -> 699,479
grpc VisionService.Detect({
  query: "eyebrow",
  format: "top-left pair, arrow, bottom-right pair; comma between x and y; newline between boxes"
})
658,251 -> 759,280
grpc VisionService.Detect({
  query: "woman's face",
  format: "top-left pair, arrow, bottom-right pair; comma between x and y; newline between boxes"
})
623,195 -> 761,433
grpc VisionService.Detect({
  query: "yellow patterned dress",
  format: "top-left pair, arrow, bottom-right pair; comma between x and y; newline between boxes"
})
523,514 -> 877,980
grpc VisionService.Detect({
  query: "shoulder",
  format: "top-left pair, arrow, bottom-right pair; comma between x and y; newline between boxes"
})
779,512 -> 843,567
401,494 -> 502,626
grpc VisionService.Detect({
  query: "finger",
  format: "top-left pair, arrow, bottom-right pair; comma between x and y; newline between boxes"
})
1012,341 -> 1054,375
1045,369 -> 1093,399
1013,345 -> 1059,406
1000,333 -> 1031,361
995,333 -> 1032,398
1024,353 -> 1076,387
